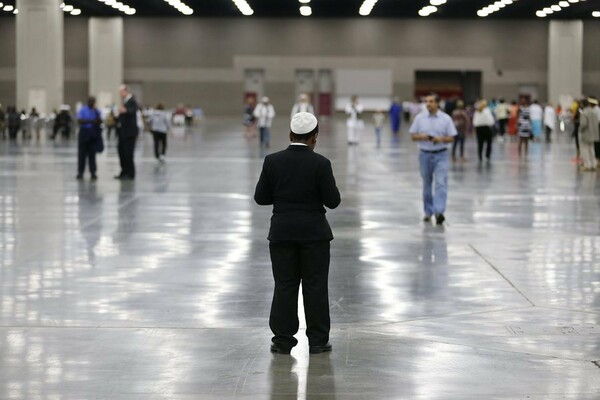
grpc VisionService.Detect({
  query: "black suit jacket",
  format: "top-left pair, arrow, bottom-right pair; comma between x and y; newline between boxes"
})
254,145 -> 341,242
118,96 -> 139,138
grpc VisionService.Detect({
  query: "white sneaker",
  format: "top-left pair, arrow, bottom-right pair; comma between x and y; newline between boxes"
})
159,155 -> 165,163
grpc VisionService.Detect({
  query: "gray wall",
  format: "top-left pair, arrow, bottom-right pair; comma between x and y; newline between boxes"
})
0,19 -> 16,107
583,22 -> 600,97
120,18 -> 551,114
1,18 -> 598,114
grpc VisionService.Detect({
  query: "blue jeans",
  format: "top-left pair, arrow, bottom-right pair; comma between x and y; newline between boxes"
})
419,150 -> 449,217
260,127 -> 270,147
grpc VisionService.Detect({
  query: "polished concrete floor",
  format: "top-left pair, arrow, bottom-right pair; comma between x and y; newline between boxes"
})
0,118 -> 599,399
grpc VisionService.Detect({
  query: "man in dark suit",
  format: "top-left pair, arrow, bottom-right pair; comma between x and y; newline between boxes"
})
254,112 -> 341,355
115,84 -> 139,180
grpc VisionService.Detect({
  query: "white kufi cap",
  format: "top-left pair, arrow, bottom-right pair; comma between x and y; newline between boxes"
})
290,112 -> 318,135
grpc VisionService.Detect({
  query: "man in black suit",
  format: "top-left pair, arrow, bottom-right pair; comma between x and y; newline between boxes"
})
115,84 -> 139,180
254,112 -> 341,355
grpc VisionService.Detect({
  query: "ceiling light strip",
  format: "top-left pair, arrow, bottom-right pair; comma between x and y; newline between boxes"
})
536,0 -> 585,18
96,0 -> 136,15
477,0 -> 517,18
232,0 -> 253,15
163,0 -> 193,16
359,0 -> 377,16
418,0 -> 447,17
60,2 -> 81,15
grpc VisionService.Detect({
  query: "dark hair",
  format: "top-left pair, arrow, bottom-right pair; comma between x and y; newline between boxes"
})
581,99 -> 590,108
427,93 -> 440,103
290,124 -> 319,142
156,103 -> 164,110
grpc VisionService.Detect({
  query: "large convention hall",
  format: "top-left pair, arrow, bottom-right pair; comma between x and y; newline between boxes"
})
0,0 -> 599,398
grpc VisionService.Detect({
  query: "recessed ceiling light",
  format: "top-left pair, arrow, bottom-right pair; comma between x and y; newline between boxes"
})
477,9 -> 489,17
558,1 -> 569,6
3,4 -> 14,11
593,11 -> 600,17
543,7 -> 553,13
536,10 -> 547,17
430,0 -> 446,6
70,8 -> 81,15
300,5 -> 311,16
551,5 -> 561,11
299,0 -> 310,3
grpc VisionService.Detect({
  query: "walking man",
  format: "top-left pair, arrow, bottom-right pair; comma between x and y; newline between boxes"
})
254,112 -> 341,355
115,84 -> 139,180
409,94 -> 457,225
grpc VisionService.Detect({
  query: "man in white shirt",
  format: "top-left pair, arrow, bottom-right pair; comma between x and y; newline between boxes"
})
290,93 -> 315,117
544,102 -> 556,143
409,94 -> 457,225
254,97 -> 276,149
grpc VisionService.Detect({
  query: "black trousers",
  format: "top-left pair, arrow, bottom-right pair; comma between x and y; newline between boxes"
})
476,126 -> 493,161
498,118 -> 508,136
269,241 -> 331,349
545,126 -> 552,142
78,134 -> 97,176
152,131 -> 167,158
118,135 -> 137,178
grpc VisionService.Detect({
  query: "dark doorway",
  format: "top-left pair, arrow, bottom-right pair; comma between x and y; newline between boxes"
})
415,71 -> 482,104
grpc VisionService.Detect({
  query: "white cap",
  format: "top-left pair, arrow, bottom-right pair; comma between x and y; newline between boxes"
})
290,112 -> 318,135
261,96 -> 269,103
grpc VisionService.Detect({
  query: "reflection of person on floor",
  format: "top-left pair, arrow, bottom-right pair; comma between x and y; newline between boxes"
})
409,94 -> 457,226
254,96 -> 275,149
254,112 -> 341,355
345,95 -> 364,145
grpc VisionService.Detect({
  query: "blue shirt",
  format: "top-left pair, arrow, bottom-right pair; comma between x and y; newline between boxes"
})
77,106 -> 99,129
409,110 -> 457,151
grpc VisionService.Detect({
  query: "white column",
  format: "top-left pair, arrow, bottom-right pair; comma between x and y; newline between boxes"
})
16,0 -> 63,114
548,20 -> 583,107
89,17 -> 123,108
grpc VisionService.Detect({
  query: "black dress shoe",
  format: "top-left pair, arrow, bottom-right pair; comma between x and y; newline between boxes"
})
423,216 -> 432,222
76,175 -> 83,180
113,175 -> 123,180
91,175 -> 98,181
309,343 -> 332,354
270,343 -> 291,354
436,214 -> 445,225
